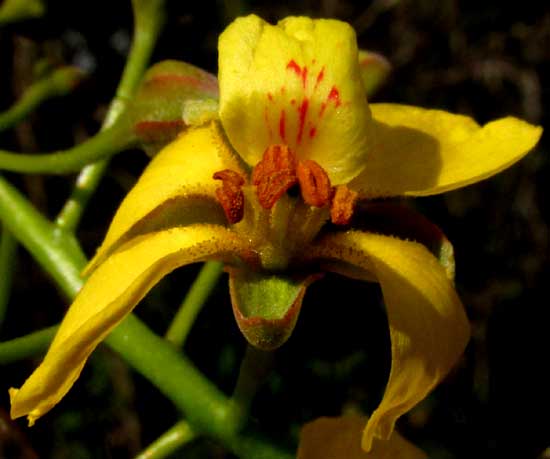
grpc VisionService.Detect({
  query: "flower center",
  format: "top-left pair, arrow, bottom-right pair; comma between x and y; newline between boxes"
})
213,144 -> 357,270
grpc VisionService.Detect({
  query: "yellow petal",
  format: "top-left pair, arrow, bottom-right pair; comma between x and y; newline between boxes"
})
308,231 -> 470,451
298,415 -> 427,459
10,224 -> 253,425
218,15 -> 373,184
350,103 -> 542,197
85,123 -> 243,274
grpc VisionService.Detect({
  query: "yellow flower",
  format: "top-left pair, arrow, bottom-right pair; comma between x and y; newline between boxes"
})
9,15 -> 542,453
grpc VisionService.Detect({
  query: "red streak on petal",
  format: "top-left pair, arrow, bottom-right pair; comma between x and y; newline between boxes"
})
287,60 -> 302,76
279,109 -> 286,142
286,60 -> 308,88
267,92 -> 273,101
290,98 -> 296,105
297,99 -> 309,144
328,86 -> 341,107
309,127 -> 317,138
314,67 -> 325,90
319,102 -> 327,118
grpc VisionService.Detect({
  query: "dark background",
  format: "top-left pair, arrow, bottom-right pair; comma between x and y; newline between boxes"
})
0,1 -> 548,458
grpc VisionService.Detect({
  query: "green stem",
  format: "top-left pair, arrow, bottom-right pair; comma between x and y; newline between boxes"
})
54,161 -> 108,232
134,420 -> 196,459
231,345 -> 275,428
0,325 -> 58,364
165,261 -> 224,347
0,175 -> 87,297
0,66 -> 84,132
121,0 -> 165,102
55,0 -> 166,231
0,175 -> 293,459
0,122 -> 135,174
0,226 -> 18,329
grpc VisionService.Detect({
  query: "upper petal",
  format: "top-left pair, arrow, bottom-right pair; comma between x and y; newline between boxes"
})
308,231 -> 470,451
218,15 -> 373,184
10,224 -> 254,425
350,103 -> 542,198
85,123 -> 243,274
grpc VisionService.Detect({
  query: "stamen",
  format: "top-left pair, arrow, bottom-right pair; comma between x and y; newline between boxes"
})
296,159 -> 332,207
213,169 -> 246,224
330,185 -> 358,225
252,145 -> 298,209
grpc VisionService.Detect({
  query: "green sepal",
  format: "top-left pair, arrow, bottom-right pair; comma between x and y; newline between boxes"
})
128,60 -> 219,155
358,50 -> 391,98
228,268 -> 320,350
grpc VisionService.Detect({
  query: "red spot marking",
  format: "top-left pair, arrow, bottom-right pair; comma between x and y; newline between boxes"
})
279,109 -> 286,142
287,59 -> 302,76
290,99 -> 296,105
297,99 -> 309,144
328,86 -> 341,107
280,86 -> 286,94
286,60 -> 308,88
309,127 -> 317,138
314,67 -> 325,90
319,85 -> 342,118
267,92 -> 273,101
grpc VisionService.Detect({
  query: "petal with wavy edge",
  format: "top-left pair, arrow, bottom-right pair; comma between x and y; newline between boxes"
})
85,123 -> 243,274
307,231 -> 470,451
218,15 -> 373,184
10,224 -> 254,425
298,415 -> 427,459
349,104 -> 542,198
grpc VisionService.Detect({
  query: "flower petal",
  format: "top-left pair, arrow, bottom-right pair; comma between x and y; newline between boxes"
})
298,415 -> 427,459
350,104 -> 542,197
350,202 -> 455,280
85,123 -> 244,274
307,231 -> 470,451
218,15 -> 373,184
10,224 -> 254,425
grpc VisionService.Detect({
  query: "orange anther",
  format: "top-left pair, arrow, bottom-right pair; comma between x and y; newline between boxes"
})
330,185 -> 358,225
252,145 -> 298,209
296,159 -> 332,207
213,169 -> 246,224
